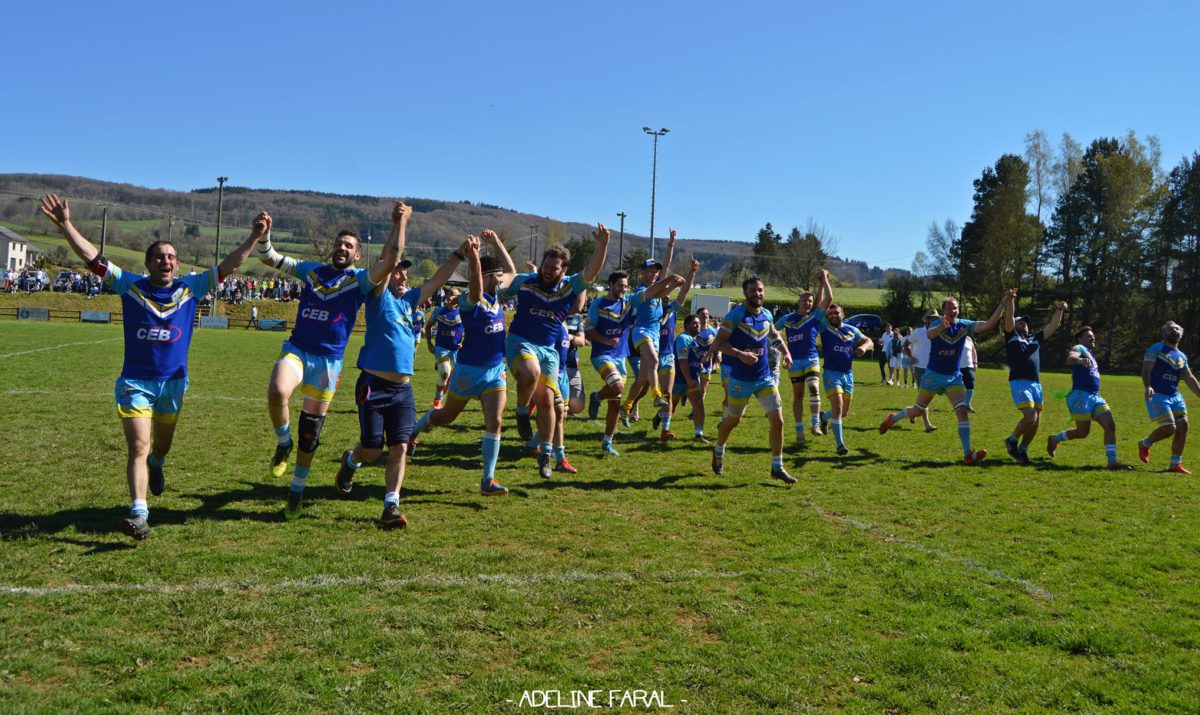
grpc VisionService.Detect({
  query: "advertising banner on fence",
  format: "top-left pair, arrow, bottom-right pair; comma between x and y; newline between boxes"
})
257,319 -> 286,331
17,307 -> 50,321
199,316 -> 230,329
80,310 -> 112,323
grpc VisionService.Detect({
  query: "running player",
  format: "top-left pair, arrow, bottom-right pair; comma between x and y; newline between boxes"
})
403,230 -> 517,494
257,203 -> 412,493
324,236 -> 477,525
815,299 -> 873,456
1137,321 -> 1200,473
586,270 -> 684,455
1002,293 -> 1067,465
695,306 -> 718,400
673,313 -> 709,441
425,288 -> 463,408
879,292 -> 1008,464
774,273 -> 830,445
502,224 -> 610,477
1046,326 -> 1132,470
621,229 -> 677,424
39,194 -> 266,540
710,276 -> 795,483
904,310 -> 940,432
652,257 -> 699,440
564,310 -> 587,416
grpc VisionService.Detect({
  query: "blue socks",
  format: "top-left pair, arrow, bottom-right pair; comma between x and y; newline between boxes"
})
965,389 -> 974,406
771,454 -> 783,470
1052,431 -> 1070,444
343,451 -> 360,471
714,444 -> 726,456
274,423 -> 292,446
810,414 -> 819,428
482,432 -> 500,481
147,453 -> 164,469
290,465 -> 310,493
384,491 -> 399,506
1171,454 -> 1183,468
821,409 -> 832,422
601,434 -> 613,447
516,404 -> 531,417
553,445 -> 566,463
662,413 -> 672,431
131,499 -> 149,519
1105,444 -> 1117,465
831,419 -> 845,449
957,421 -> 972,457
540,442 -> 552,458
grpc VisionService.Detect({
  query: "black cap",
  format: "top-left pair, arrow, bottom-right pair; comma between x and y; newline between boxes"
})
398,258 -> 413,268
642,258 -> 663,270
479,255 -> 503,274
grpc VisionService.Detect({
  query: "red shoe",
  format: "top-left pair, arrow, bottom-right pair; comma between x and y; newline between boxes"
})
554,459 -> 578,474
964,449 -> 987,465
1138,441 -> 1150,464
432,398 -> 443,409
527,444 -> 541,458
1168,463 -> 1193,475
660,430 -> 676,441
879,415 -> 896,435
1046,436 -> 1058,458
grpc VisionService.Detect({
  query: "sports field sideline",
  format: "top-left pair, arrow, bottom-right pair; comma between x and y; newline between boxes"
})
1,321 -> 1197,712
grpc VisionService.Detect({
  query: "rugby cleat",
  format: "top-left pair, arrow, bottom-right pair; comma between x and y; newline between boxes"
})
1167,463 -> 1192,475
1046,435 -> 1058,458
537,452 -> 553,479
335,450 -> 357,495
284,490 -> 303,521
771,467 -> 797,485
925,425 -> 939,433
878,415 -> 897,435
654,396 -> 669,409
1107,462 -> 1133,471
810,424 -> 824,437
271,440 -> 293,478
554,459 -> 578,474
652,412 -> 662,431
148,460 -> 165,497
819,414 -> 829,435
119,515 -> 150,541
963,449 -> 988,466
836,445 -> 849,457
693,434 -> 710,444
711,450 -> 724,476
1016,450 -> 1031,466
660,429 -> 676,441
630,407 -> 641,422
601,442 -> 620,457
1138,440 -> 1151,464
380,503 -> 408,528
619,408 -> 631,429
406,436 -> 419,457
432,398 -> 443,410
588,392 -> 601,421
515,411 -> 533,442
1005,437 -> 1021,464
480,479 -> 509,496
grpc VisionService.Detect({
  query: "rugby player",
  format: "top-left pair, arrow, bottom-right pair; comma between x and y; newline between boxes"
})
425,288 -> 463,409
774,270 -> 830,445
815,299 -> 873,456
672,313 -> 709,442
652,257 -> 699,440
620,229 -> 677,424
1002,292 -> 1067,465
1137,321 -> 1200,473
1046,326 -> 1133,470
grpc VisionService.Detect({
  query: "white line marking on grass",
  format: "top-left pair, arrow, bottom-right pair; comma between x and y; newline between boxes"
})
0,337 -> 120,359
801,498 -> 1055,601
0,389 -> 259,403
1,567 -> 781,598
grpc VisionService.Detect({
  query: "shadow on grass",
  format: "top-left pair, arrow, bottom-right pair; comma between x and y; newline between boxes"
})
524,471 -> 748,492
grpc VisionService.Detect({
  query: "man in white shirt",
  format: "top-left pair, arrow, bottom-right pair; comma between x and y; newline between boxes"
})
903,310 -> 940,431
879,326 -> 894,384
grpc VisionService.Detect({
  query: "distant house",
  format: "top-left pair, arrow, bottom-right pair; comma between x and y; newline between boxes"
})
0,226 -> 31,272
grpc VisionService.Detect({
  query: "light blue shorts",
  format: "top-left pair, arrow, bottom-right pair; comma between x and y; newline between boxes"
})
823,369 -> 854,396
1147,392 -> 1187,423
446,362 -> 507,401
720,362 -> 732,385
557,363 -> 570,400
1067,390 -> 1110,422
631,327 -> 658,352
658,352 -> 675,372
629,354 -> 642,380
505,333 -> 561,395
115,376 -> 189,422
433,346 -> 458,365
726,376 -> 780,407
278,340 -> 343,403
1010,380 -> 1044,410
591,355 -> 627,378
788,357 -> 821,380
918,369 -> 965,398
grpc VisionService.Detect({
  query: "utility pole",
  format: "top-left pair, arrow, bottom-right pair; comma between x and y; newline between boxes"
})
616,212 -> 626,269
100,206 -> 108,257
529,223 -> 539,265
642,127 -> 670,260
211,176 -> 228,316
167,215 -> 175,242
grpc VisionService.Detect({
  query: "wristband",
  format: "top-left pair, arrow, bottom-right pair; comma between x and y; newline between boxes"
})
453,251 -> 466,261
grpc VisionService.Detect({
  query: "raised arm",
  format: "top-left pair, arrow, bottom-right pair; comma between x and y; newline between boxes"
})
674,257 -> 699,308
580,223 -> 611,283
974,289 -> 1013,335
1004,289 -> 1017,333
417,236 -> 474,305
466,238 -> 484,306
1042,301 -> 1068,338
644,273 -> 686,301
218,212 -> 271,281
663,228 -> 677,274
368,201 -> 412,287
480,229 -> 516,286
816,269 -> 833,311
39,195 -> 99,264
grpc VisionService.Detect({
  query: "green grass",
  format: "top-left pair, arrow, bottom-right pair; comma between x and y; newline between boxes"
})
693,285 -> 885,308
1,322 -> 1198,712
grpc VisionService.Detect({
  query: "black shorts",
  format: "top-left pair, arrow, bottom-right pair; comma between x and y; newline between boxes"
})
960,367 -> 975,390
355,372 -> 416,449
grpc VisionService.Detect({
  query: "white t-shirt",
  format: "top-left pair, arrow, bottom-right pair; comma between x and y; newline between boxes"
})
908,327 -> 931,369
880,332 -> 893,357
959,336 -> 977,369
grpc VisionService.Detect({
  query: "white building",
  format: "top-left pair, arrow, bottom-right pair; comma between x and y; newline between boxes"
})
1,226 -> 31,272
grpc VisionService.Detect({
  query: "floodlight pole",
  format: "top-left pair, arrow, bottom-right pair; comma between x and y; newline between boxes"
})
211,176 -> 228,316
643,127 -> 670,260
617,211 -> 626,268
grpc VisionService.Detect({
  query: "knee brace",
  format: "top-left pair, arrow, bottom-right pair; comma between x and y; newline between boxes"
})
436,360 -> 453,382
805,375 -> 821,394
297,411 -> 325,453
723,403 -> 747,421
603,370 -> 624,388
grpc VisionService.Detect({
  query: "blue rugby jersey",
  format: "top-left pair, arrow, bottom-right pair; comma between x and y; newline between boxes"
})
357,286 -> 422,375
926,320 -> 977,375
556,322 -> 570,367
630,284 -> 664,332
587,294 -> 636,361
775,309 -> 823,363
456,291 -> 506,368
658,300 -> 679,355
1144,342 -> 1189,396
720,305 -> 775,382
502,272 -> 588,346
817,317 -> 865,374
1006,330 -> 1045,382
100,261 -> 217,380
565,314 -> 584,369
674,333 -> 703,384
1071,345 -> 1102,394
696,326 -> 717,370
287,261 -> 374,358
412,309 -> 425,336
431,305 -> 464,351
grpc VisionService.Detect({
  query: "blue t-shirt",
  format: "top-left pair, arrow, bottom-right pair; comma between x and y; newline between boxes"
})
1144,342 -> 1189,396
658,299 -> 680,354
357,286 -> 422,375
287,261 -> 375,358
1071,345 -> 1102,394
1006,330 -> 1044,382
927,320 -> 977,375
431,305 -> 464,351
775,309 -> 823,362
456,291 -> 506,368
630,284 -> 665,332
502,271 -> 588,346
587,294 -> 637,361
102,261 -> 218,380
818,317 -> 865,374
675,333 -> 703,383
721,305 -> 775,382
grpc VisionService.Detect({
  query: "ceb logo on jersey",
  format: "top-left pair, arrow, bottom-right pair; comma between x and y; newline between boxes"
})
136,326 -> 182,343
301,308 -> 335,322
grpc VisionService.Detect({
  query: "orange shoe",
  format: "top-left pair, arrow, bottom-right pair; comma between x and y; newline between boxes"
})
660,430 -> 676,441
1138,440 -> 1150,464
879,415 -> 896,435
554,459 -> 578,474
432,398 -> 443,409
964,449 -> 987,466
1168,463 -> 1192,475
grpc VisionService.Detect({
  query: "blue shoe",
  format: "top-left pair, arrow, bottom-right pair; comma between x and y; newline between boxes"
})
602,442 -> 620,458
619,408 -> 631,429
481,479 -> 509,496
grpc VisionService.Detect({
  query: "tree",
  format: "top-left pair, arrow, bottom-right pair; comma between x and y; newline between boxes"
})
50,246 -> 70,266
184,223 -> 201,238
882,273 -> 922,326
1025,130 -> 1054,300
924,218 -> 959,289
774,219 -> 836,295
751,223 -> 782,276
563,234 -> 595,275
620,247 -> 649,274
1153,152 -> 1200,356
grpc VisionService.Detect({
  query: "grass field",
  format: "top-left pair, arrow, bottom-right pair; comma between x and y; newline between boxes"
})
2,321 -> 1198,712
692,285 -> 885,308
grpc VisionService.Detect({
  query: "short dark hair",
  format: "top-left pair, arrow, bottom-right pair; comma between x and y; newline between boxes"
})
607,270 -> 629,285
684,313 -> 699,324
1075,325 -> 1094,339
828,302 -> 843,312
742,276 -> 764,292
144,240 -> 177,264
335,230 -> 360,247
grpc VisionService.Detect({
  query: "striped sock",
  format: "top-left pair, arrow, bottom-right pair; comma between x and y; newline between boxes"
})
957,421 -> 972,457
771,454 -> 784,470
1171,454 -> 1182,468
1105,444 -> 1117,465
275,423 -> 291,446
290,465 -> 310,493
131,499 -> 149,519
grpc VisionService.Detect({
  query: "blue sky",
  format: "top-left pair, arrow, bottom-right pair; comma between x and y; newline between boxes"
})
5,1 -> 1198,268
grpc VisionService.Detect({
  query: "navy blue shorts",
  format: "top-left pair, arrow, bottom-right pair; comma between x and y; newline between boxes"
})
355,373 -> 416,449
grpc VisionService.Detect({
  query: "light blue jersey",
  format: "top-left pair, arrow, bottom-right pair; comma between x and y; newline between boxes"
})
357,286 -> 422,375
